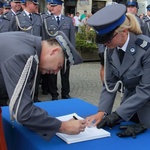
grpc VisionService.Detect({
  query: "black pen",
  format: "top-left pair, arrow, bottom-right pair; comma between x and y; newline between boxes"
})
73,115 -> 78,120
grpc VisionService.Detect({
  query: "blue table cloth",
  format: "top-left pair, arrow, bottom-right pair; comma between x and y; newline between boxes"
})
2,98 -> 150,150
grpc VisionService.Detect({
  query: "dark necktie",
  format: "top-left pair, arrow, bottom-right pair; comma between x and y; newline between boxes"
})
56,16 -> 60,25
29,14 -> 32,21
118,49 -> 125,64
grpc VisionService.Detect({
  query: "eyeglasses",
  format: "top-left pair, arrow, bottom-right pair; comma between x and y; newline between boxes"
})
106,32 -> 118,43
96,31 -> 118,44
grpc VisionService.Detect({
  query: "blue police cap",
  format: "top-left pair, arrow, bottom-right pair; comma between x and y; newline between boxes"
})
0,1 -> 3,8
126,0 -> 139,8
46,0 -> 51,3
25,0 -> 39,5
3,1 -> 11,8
11,0 -> 21,2
50,0 -> 63,6
147,5 -> 150,11
21,0 -> 25,4
87,4 -> 126,44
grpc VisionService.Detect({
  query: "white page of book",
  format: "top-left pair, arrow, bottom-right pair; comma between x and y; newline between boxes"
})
56,113 -> 111,144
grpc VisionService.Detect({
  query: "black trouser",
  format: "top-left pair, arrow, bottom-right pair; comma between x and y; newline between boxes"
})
41,74 -> 59,97
47,65 -> 70,97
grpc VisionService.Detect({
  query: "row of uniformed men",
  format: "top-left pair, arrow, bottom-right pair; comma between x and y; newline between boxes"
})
0,0 -> 75,102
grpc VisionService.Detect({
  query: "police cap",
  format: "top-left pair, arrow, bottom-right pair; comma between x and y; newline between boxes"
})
146,5 -> 150,11
0,1 -> 3,8
11,0 -> 21,3
25,0 -> 39,5
3,1 -> 11,8
87,4 -> 126,44
50,0 -> 63,6
52,31 -> 83,66
126,0 -> 139,8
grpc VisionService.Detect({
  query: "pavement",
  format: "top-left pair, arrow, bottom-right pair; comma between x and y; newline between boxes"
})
38,62 -> 121,111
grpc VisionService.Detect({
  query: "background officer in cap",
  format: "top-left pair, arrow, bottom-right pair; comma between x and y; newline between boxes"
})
9,0 -> 43,102
3,1 -> 11,14
86,4 -> 150,138
142,4 -> 150,37
126,0 -> 149,36
40,0 -> 52,20
9,0 -> 42,36
5,0 -> 21,20
42,0 -> 75,100
0,31 -> 86,143
0,1 -> 10,33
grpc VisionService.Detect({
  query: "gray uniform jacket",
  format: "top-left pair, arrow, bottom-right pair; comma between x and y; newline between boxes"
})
0,15 -> 10,33
0,32 -> 61,140
143,15 -> 150,37
5,10 -> 15,20
135,15 -> 149,36
9,11 -> 42,36
99,32 -> 150,128
42,15 -> 75,46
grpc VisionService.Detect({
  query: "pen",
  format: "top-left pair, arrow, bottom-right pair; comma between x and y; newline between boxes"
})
73,115 -> 78,120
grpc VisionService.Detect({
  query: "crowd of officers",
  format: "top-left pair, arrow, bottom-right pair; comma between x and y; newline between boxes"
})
0,0 -> 75,104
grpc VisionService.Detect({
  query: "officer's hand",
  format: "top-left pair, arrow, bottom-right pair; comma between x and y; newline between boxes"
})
59,119 -> 87,135
97,112 -> 121,129
85,112 -> 105,127
117,123 -> 147,138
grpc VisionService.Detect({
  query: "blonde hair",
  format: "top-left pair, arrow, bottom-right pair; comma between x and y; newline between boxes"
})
115,13 -> 142,35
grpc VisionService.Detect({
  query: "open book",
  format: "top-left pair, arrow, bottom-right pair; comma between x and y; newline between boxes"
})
56,113 -> 110,144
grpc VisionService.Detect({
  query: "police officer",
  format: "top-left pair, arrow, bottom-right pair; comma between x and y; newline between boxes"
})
0,1 -> 10,33
42,0 -> 75,100
9,0 -> 42,36
40,0 -> 52,20
5,0 -> 21,20
3,1 -> 11,14
0,31 -> 86,143
86,4 -> 149,138
142,5 -> 150,37
126,0 -> 149,36
0,1 -> 3,16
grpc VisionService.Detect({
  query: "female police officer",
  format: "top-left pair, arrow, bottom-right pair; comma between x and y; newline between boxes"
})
86,4 -> 149,137
0,31 -> 86,145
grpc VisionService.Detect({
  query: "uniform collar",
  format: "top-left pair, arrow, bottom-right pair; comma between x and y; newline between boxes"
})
117,32 -> 130,52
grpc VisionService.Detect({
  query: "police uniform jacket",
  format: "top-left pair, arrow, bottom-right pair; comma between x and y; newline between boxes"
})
135,15 -> 149,36
9,10 -> 42,37
0,15 -> 10,33
98,32 -> 150,128
0,32 -> 61,140
5,10 -> 15,20
42,15 -> 75,46
142,15 -> 150,37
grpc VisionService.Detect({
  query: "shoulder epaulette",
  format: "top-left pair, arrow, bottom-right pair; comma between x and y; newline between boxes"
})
135,38 -> 150,51
2,15 -> 10,21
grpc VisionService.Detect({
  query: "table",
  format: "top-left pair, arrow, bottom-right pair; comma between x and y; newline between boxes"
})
2,98 -> 150,150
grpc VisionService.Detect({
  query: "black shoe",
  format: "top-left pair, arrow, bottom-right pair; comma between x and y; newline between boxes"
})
52,97 -> 58,100
42,91 -> 48,95
62,95 -> 71,99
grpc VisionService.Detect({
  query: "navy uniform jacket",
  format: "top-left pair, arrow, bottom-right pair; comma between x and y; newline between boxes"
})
9,11 -> 42,37
0,15 -> 10,33
0,32 -> 61,140
42,15 -> 75,46
99,32 -> 150,128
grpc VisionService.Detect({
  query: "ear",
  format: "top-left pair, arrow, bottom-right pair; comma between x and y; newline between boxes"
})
49,47 -> 60,56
